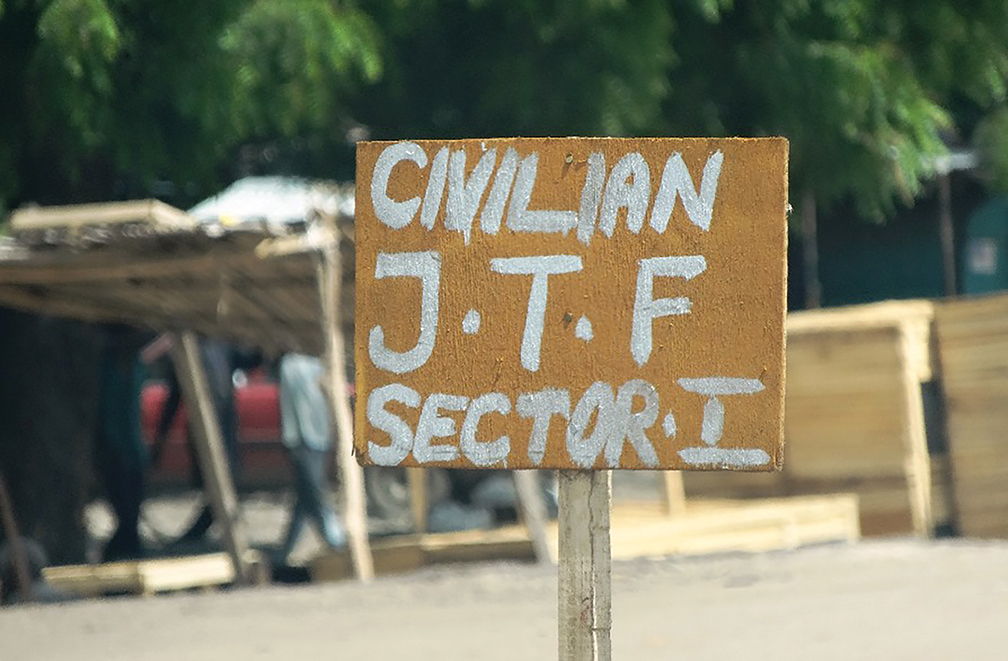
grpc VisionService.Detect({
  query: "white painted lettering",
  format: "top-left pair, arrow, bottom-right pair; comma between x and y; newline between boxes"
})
371,141 -> 426,229
577,151 -> 606,244
631,255 -> 707,366
507,153 -> 578,234
413,393 -> 468,463
368,251 -> 441,374
366,384 -> 420,466
516,388 -> 571,465
480,148 -> 519,235
677,377 -> 764,444
566,381 -> 616,468
491,255 -> 583,372
446,148 -> 496,244
605,379 -> 659,467
649,150 -> 723,233
677,377 -> 770,468
460,392 -> 511,466
420,146 -> 449,229
599,152 -> 650,236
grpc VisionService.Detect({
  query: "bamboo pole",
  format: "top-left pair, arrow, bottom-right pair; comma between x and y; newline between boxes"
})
315,223 -> 374,582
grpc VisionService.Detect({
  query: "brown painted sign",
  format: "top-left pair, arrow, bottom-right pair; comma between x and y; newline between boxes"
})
355,137 -> 787,471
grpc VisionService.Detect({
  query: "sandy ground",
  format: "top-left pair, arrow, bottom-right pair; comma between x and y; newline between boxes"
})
3,538 -> 1008,660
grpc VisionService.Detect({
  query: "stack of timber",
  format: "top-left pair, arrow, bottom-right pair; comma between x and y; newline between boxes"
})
41,551 -> 267,598
934,292 -> 1008,538
310,494 -> 860,582
683,300 -> 952,537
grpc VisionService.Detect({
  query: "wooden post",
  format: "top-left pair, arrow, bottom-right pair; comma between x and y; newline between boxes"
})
315,224 -> 374,582
897,322 -> 933,537
558,470 -> 612,661
513,470 -> 553,564
802,188 -> 821,309
0,471 -> 33,603
662,471 -> 687,516
938,172 -> 957,297
407,468 -> 427,534
170,331 -> 252,583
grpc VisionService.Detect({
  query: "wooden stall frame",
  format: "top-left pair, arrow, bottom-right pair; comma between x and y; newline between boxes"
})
0,471 -> 33,602
314,219 -> 375,582
170,331 -> 253,584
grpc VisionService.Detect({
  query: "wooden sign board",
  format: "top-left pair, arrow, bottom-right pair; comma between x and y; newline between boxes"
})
355,137 -> 787,471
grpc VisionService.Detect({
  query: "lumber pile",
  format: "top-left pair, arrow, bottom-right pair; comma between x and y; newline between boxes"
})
310,494 -> 860,581
41,551 -> 267,598
684,300 -> 948,537
934,293 -> 1008,538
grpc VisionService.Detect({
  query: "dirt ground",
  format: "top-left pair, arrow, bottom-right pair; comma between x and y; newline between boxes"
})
3,537 -> 1008,660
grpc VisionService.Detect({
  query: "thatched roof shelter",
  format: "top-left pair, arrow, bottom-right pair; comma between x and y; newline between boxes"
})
0,185 -> 355,359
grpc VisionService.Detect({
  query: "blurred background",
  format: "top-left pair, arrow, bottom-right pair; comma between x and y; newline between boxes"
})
2,0 -> 1008,631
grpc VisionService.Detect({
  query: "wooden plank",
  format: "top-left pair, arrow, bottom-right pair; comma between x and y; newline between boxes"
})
558,470 -> 611,661
513,470 -> 554,564
609,496 -> 860,557
310,494 -> 861,581
9,199 -> 195,231
662,471 -> 687,516
311,541 -> 426,582
897,322 -> 933,537
41,552 -> 263,598
0,251 -> 264,285
935,292 -> 1008,537
316,223 -> 374,582
0,471 -> 33,603
171,332 -> 252,584
407,468 -> 427,534
749,311 -> 937,536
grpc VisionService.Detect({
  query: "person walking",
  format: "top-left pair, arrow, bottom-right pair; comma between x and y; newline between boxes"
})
276,353 -> 345,564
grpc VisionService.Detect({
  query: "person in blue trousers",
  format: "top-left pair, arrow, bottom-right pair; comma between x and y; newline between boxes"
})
276,353 -> 346,564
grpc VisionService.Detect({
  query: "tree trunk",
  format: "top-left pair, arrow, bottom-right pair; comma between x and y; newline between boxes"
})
0,309 -> 104,565
802,189 -> 821,309
938,173 -> 957,297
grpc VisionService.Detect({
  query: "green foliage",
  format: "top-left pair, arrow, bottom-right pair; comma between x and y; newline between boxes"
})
4,0 -> 1008,224
352,0 -> 676,138
0,0 -> 380,212
973,107 -> 1008,195
351,0 -> 1008,221
659,0 -> 1008,219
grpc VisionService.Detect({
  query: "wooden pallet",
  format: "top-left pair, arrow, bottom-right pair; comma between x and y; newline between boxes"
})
934,293 -> 1008,538
310,494 -> 860,582
683,300 -> 941,537
41,551 -> 266,598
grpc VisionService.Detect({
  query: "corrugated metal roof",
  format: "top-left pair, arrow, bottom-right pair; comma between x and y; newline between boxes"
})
187,177 -> 355,230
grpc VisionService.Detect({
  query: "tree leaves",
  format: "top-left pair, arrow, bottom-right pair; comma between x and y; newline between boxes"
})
0,0 -> 381,211
4,0 -> 1008,224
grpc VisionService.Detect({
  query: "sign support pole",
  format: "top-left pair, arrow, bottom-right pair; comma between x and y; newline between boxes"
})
558,470 -> 612,661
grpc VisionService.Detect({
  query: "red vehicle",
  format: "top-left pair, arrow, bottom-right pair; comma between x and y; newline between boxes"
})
140,369 -> 292,491
139,369 -> 535,524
